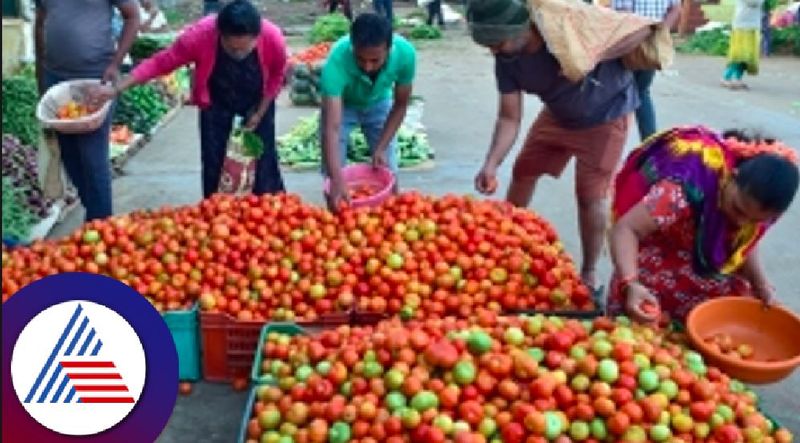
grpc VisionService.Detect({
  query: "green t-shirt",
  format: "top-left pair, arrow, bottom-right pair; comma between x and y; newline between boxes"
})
320,35 -> 416,109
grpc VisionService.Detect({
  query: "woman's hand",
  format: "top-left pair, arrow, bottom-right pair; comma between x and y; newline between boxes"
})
624,282 -> 661,324
752,281 -> 776,307
244,109 -> 266,131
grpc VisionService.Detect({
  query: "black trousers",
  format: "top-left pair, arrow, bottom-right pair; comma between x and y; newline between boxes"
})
198,101 -> 285,198
329,0 -> 353,20
427,0 -> 444,26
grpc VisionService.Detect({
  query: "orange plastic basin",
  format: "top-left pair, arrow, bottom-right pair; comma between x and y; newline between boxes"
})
686,296 -> 800,384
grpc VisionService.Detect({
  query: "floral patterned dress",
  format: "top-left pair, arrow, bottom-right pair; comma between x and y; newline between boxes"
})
607,180 -> 750,320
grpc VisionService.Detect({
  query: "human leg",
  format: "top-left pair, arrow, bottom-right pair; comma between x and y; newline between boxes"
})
633,70 -> 656,140
252,102 -> 286,194
198,104 -> 235,198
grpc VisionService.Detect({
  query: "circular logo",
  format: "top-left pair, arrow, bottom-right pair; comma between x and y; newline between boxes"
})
2,273 -> 178,442
11,301 -> 147,435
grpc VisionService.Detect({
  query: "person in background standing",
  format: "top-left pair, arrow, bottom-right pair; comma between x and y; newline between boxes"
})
35,0 -> 140,221
326,0 -> 353,20
373,0 -> 394,25
722,0 -> 764,89
93,0 -> 288,198
427,0 -> 445,28
204,0 -> 221,15
612,0 -> 682,141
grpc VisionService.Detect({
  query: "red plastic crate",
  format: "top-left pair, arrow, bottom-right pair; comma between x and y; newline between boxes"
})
200,311 -> 351,383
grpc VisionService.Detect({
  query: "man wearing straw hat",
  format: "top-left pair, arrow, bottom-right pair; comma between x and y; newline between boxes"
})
468,0 -> 653,293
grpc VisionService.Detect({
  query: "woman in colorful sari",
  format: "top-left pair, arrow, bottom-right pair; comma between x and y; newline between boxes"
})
608,126 -> 799,323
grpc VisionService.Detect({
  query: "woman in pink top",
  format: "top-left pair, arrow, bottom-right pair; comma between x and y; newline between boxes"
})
95,0 -> 288,197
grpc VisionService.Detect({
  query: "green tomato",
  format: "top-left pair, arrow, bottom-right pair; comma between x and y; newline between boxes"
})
400,305 -> 415,320
82,229 -> 100,244
658,379 -> 679,399
637,369 -> 660,392
478,417 -> 497,437
339,381 -> 352,397
260,431 -> 281,443
710,413 -> 725,429
259,409 -> 282,430
328,421 -> 351,443
684,351 -> 704,366
315,361 -> 331,376
363,361 -> 383,378
386,253 -> 404,270
385,391 -> 407,412
453,421 -> 471,434
467,331 -> 493,355
452,361 -> 477,385
570,421 -> 590,441
590,418 -> 607,440
597,359 -> 619,383
401,408 -> 422,429
694,422 -> 711,439
410,390 -> 438,412
716,404 -> 735,422
633,353 -> 651,369
570,345 -> 588,361
385,369 -> 405,390
650,424 -> 671,442
295,365 -> 313,382
592,340 -> 613,358
525,316 -> 544,335
309,283 -> 326,299
433,414 -> 454,435
544,412 -> 563,440
504,327 -> 525,346
623,425 -> 647,443
527,347 -> 545,363
571,374 -> 591,392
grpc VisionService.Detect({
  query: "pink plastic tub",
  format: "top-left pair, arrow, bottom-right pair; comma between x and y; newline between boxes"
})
324,164 -> 396,208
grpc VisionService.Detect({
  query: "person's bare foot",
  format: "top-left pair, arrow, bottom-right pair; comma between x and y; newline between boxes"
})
734,81 -> 750,90
721,79 -> 735,89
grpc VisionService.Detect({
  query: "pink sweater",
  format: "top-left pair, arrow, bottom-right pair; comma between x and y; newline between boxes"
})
131,16 -> 287,109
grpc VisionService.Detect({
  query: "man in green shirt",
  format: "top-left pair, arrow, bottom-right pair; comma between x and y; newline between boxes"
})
320,13 -> 417,209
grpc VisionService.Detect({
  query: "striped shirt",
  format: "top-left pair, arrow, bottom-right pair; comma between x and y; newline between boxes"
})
612,0 -> 679,21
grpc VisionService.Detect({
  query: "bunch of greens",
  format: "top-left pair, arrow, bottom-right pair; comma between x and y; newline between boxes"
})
2,75 -> 41,147
676,27 -> 730,56
309,14 -> 351,44
409,24 -> 442,40
113,84 -> 170,134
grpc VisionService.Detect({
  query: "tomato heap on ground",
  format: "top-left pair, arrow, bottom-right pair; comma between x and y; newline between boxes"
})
1,193 -> 592,320
247,314 -> 793,443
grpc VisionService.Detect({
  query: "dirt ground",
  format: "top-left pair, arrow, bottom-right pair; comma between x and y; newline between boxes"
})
44,4 -> 800,439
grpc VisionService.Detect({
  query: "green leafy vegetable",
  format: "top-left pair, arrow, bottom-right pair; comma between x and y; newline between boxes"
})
2,75 -> 41,147
409,24 -> 442,40
309,14 -> 351,44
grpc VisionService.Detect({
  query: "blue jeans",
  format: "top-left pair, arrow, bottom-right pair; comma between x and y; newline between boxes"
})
322,99 -> 399,174
372,0 -> 394,24
633,70 -> 656,141
44,71 -> 114,221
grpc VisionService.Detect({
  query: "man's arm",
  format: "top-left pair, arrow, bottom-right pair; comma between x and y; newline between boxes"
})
484,92 -> 523,170
475,92 -> 523,194
105,1 -> 141,83
662,0 -> 682,29
373,84 -> 412,159
34,6 -> 46,94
